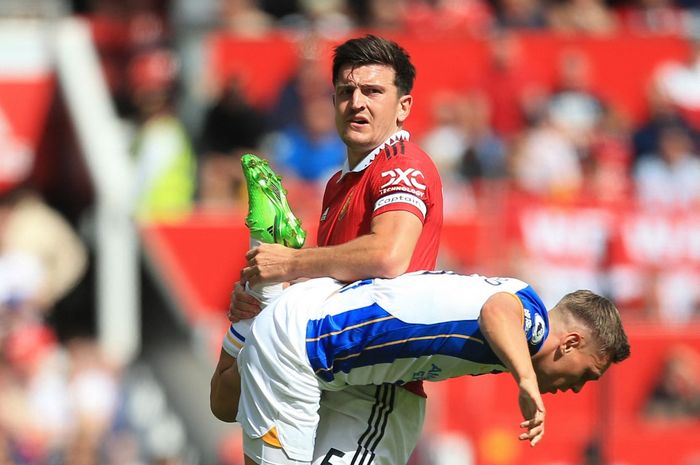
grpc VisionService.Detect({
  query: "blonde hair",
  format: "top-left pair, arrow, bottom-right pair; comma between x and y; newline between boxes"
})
553,290 -> 630,363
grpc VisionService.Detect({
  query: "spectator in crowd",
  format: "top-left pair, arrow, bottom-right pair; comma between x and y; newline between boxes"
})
198,77 -> 268,211
2,328 -> 129,465
420,92 -> 476,221
633,123 -> 700,209
219,0 -> 275,37
264,38 -> 345,183
479,30 -> 544,141
585,106 -> 633,204
492,0 -> 548,29
654,40 -> 700,130
547,49 -> 605,160
511,109 -> 583,199
547,0 -> 618,35
265,92 -> 346,183
128,47 -> 197,221
650,270 -> 700,324
617,0 -> 689,35
294,0 -> 354,37
258,0 -> 299,20
0,122 -> 107,465
61,338 -> 122,465
645,345 -> 700,419
87,0 -> 171,119
420,91 -> 470,180
458,91 -> 508,181
360,0 -> 407,31
267,36 -> 330,131
0,183 -> 87,336
632,81 -> 697,163
0,324 -> 67,465
402,0 -> 494,38
1,325 -> 194,465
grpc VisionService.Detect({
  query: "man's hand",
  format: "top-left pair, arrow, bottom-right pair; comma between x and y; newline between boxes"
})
241,243 -> 299,286
227,282 -> 262,323
478,294 -> 546,447
517,378 -> 546,447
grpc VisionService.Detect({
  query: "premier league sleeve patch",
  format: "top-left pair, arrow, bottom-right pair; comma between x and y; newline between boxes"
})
516,286 -> 550,353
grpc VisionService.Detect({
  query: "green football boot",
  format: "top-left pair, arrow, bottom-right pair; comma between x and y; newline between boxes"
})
241,154 -> 306,249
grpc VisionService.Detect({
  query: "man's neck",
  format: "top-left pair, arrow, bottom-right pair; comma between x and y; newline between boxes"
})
347,151 -> 366,171
344,130 -> 411,173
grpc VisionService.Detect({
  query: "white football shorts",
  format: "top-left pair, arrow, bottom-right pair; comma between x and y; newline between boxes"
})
311,386 -> 425,465
236,277 -> 426,465
237,278 -> 341,463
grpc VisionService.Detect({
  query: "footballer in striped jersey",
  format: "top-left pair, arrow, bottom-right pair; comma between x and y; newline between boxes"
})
226,271 -> 630,465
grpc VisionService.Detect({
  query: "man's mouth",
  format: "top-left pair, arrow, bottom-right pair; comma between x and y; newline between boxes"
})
349,117 -> 369,125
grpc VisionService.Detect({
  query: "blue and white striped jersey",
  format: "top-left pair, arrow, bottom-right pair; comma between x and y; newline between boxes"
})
304,271 -> 549,390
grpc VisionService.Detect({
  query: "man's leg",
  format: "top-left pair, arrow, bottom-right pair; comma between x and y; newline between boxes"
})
242,152 -> 306,302
215,154 -> 306,417
226,153 -> 306,348
237,288 -> 325,465
210,349 -> 241,422
312,386 -> 425,465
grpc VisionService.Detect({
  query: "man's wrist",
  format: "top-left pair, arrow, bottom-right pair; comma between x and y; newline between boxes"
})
288,247 -> 305,279
516,373 -> 539,390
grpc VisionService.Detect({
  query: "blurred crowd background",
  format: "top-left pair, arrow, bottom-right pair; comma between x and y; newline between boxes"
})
2,0 -> 700,465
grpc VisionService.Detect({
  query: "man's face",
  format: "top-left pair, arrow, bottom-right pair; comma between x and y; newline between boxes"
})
334,64 -> 412,160
534,335 -> 611,395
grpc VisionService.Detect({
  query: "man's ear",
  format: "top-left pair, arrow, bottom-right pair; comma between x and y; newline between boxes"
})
397,94 -> 413,123
561,332 -> 583,354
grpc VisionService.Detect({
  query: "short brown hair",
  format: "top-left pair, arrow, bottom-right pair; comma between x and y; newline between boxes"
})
332,35 -> 416,95
553,290 -> 630,363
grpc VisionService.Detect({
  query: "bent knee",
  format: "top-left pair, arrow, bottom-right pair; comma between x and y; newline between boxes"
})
211,404 -> 238,423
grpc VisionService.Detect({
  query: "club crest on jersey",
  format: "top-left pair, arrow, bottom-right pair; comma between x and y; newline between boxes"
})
338,191 -> 354,221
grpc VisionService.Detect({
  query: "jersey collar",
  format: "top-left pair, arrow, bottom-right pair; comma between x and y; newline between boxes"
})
339,130 -> 411,180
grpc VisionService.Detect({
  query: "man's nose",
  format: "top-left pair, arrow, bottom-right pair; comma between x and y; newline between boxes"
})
350,89 -> 365,109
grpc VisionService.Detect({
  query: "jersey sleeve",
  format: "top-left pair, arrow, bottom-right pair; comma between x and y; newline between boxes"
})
514,286 -> 550,355
368,145 -> 439,223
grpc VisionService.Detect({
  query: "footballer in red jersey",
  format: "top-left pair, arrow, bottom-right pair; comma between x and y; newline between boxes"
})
311,129 -> 442,465
214,35 -> 444,465
317,130 -> 442,273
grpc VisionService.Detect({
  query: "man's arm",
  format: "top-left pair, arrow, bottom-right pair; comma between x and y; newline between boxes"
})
242,210 -> 423,286
479,293 -> 546,447
210,349 -> 240,422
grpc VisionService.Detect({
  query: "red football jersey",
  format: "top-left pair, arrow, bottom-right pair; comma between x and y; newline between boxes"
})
317,131 -> 443,273
316,131 -> 443,396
